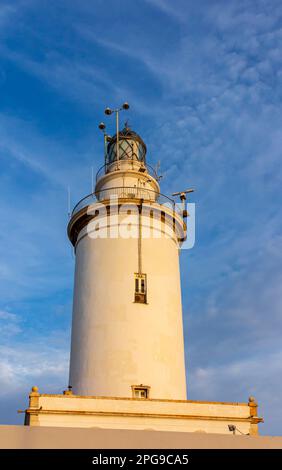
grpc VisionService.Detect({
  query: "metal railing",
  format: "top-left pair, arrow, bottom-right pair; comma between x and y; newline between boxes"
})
71,186 -> 181,217
95,161 -> 159,182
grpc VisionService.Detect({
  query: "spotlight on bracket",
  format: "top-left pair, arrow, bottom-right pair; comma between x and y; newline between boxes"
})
228,425 -> 236,434
98,122 -> 106,130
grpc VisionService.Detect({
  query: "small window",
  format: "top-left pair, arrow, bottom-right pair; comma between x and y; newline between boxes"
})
135,277 -> 139,293
134,273 -> 147,303
131,385 -> 150,399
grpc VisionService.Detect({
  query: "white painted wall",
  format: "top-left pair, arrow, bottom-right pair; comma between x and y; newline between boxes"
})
68,163 -> 187,399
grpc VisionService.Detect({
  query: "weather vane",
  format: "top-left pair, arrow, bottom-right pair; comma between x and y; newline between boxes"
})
124,119 -> 131,130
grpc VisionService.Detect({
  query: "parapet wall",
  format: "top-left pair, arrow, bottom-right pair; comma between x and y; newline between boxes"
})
0,425 -> 281,449
24,391 -> 263,436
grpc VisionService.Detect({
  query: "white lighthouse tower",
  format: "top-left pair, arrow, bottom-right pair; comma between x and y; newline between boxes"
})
67,104 -> 187,400
24,105 -> 263,435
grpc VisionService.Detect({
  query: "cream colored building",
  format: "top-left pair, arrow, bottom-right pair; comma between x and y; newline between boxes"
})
24,115 -> 263,436
25,388 -> 262,436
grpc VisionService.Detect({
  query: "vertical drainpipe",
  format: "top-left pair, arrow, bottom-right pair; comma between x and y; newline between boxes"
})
138,199 -> 144,275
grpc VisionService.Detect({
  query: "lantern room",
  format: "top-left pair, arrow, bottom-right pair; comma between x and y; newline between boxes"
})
107,125 -> 147,165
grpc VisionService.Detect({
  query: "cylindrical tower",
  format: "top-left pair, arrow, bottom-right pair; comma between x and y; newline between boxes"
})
68,123 -> 187,400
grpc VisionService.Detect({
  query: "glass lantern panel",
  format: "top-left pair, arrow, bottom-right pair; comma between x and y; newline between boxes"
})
107,139 -> 145,163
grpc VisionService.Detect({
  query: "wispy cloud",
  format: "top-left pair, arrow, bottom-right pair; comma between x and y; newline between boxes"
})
0,3 -> 18,28
144,0 -> 186,23
0,310 -> 22,338
0,0 -> 281,435
189,349 -> 282,436
0,335 -> 69,397
0,327 -> 69,424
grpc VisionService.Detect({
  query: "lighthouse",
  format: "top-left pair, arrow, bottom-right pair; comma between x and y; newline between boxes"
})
67,104 -> 187,400
24,105 -> 263,435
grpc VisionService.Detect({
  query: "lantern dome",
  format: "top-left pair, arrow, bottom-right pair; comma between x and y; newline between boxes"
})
107,125 -> 147,164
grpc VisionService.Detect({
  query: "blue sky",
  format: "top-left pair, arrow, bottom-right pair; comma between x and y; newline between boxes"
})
0,0 -> 281,435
